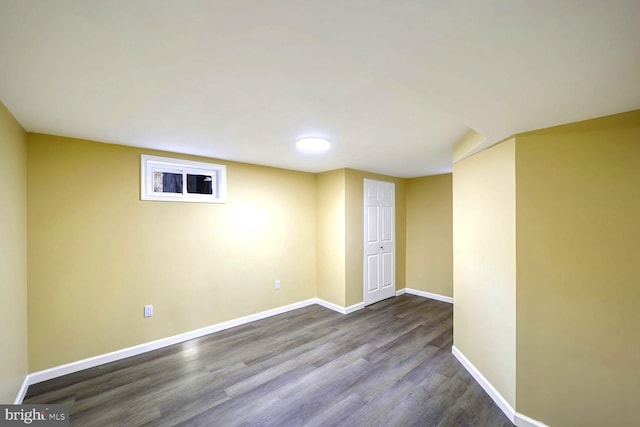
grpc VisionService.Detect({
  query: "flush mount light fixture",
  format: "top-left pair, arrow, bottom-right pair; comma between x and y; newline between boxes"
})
296,137 -> 331,153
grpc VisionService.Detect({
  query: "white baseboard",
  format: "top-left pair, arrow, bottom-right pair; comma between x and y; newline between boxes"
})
515,413 -> 550,427
315,298 -> 364,315
452,346 -> 549,427
314,298 -> 346,313
317,288 -> 452,314
452,345 -> 515,422
14,376 -> 30,404
400,287 -> 454,304
344,302 -> 364,314
18,297 -> 370,402
18,298 -> 318,401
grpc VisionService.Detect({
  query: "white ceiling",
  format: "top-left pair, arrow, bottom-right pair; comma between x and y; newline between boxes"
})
1,1 -> 638,178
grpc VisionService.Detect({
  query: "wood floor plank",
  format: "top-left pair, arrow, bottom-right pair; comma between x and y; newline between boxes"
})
24,295 -> 514,426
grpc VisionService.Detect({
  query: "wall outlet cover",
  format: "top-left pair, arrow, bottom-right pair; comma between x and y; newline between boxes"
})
144,305 -> 153,318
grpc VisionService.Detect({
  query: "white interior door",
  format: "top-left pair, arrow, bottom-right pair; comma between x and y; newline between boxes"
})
363,179 -> 396,306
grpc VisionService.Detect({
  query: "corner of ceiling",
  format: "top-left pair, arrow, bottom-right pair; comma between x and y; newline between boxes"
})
452,129 -> 488,164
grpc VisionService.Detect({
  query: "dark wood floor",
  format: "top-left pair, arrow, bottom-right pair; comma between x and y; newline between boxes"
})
25,295 -> 513,427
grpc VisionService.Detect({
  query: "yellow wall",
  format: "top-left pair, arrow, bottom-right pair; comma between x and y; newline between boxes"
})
25,135 -> 413,371
344,169 -> 406,307
0,102 -> 28,403
316,168 -> 407,308
316,169 -> 346,306
405,174 -> 453,297
515,110 -> 640,427
453,139 -> 516,407
27,134 -> 317,371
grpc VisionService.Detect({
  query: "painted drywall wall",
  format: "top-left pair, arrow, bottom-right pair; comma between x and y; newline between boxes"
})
316,169 -> 346,306
515,110 -> 640,427
0,102 -> 27,403
27,134 -> 317,372
405,174 -> 453,297
452,139 -> 516,408
344,169 -> 406,307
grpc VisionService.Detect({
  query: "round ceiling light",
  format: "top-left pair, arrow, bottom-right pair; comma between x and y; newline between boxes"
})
296,137 -> 331,153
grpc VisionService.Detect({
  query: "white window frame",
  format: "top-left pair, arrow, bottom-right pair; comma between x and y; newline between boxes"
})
141,155 -> 226,203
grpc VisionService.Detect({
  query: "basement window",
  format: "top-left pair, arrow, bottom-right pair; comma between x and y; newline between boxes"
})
141,155 -> 226,203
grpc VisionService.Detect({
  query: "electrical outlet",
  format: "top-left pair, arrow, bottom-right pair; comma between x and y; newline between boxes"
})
144,304 -> 153,318
275,280 -> 280,290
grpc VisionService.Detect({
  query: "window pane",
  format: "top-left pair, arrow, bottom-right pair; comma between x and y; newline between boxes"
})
187,174 -> 214,195
154,171 -> 183,193
142,155 -> 225,203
